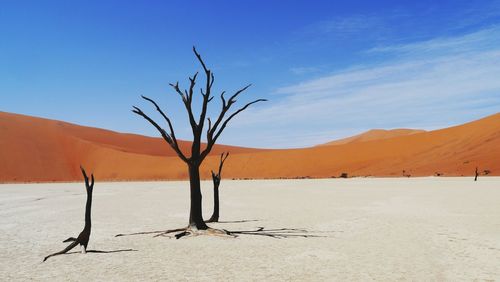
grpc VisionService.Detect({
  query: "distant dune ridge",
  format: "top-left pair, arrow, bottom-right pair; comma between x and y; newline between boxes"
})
318,129 -> 426,146
0,111 -> 499,182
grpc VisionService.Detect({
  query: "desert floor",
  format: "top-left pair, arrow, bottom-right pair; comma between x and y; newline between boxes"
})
1,178 -> 499,281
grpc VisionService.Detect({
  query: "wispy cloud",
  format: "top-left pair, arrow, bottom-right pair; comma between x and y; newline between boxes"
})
227,26 -> 500,148
296,14 -> 389,43
445,2 -> 500,32
289,66 -> 320,75
314,14 -> 383,35
368,26 -> 500,54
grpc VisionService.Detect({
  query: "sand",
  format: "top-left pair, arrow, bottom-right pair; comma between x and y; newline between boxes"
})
0,111 -> 264,182
1,111 -> 499,182
1,177 -> 499,281
317,128 -> 426,146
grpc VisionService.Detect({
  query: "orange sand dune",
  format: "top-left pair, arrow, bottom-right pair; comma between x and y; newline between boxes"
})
0,112 -> 263,182
0,111 -> 499,182
220,114 -> 499,178
318,129 -> 426,146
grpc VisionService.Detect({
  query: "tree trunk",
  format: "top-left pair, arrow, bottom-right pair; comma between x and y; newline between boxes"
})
208,185 -> 219,222
44,167 -> 94,261
85,187 -> 92,230
188,163 -> 208,230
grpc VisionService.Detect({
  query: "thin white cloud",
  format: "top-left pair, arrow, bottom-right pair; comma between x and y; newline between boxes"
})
315,14 -> 383,35
227,27 -> 500,148
368,25 -> 500,54
289,66 -> 320,75
295,14 -> 390,44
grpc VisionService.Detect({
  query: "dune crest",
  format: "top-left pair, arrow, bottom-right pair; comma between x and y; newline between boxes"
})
318,129 -> 426,146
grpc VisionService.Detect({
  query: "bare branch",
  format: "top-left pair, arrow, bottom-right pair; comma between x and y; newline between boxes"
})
132,106 -> 171,142
193,46 -> 209,73
80,165 -> 89,187
169,78 -> 198,130
213,99 -> 267,143
228,84 -> 252,105
193,47 -> 212,134
221,91 -> 226,108
200,85 -> 259,161
132,106 -> 188,162
169,82 -> 186,103
201,98 -> 267,160
209,85 -> 250,139
218,152 -> 229,176
187,72 -> 199,103
140,95 -> 180,149
206,118 -> 212,140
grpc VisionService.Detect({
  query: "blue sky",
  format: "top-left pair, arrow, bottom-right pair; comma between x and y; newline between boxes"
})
1,0 -> 500,148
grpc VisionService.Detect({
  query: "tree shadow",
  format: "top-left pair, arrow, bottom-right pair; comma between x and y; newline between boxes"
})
116,224 -> 337,239
115,219 -> 260,237
42,249 -> 137,262
86,249 -> 137,254
226,227 -> 332,239
212,219 -> 260,224
116,229 -> 183,237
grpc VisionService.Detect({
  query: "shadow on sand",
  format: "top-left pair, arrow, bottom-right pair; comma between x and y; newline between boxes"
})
226,227 -> 329,239
42,249 -> 137,262
215,219 -> 260,223
115,219 -> 261,237
84,249 -> 138,254
115,220 -> 337,239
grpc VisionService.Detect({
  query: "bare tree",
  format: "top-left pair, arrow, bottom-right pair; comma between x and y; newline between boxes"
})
474,167 -> 479,181
206,152 -> 229,223
132,47 -> 266,237
44,166 -> 94,261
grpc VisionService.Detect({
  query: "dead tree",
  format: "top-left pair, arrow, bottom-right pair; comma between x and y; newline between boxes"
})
44,166 -> 94,261
132,47 -> 266,238
474,167 -> 479,181
206,152 -> 229,223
